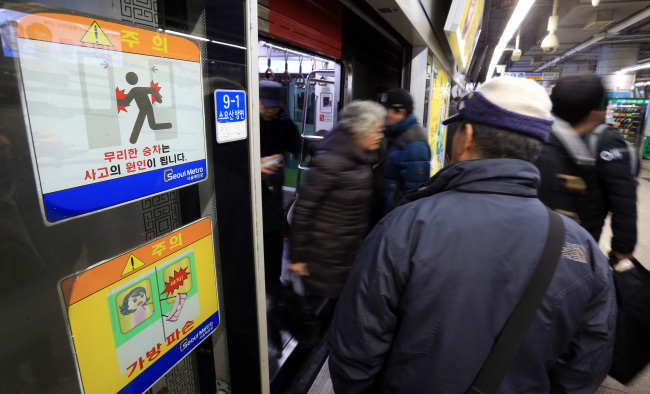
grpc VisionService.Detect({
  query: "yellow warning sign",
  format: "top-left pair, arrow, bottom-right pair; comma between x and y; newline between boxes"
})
80,21 -> 113,46
121,254 -> 145,276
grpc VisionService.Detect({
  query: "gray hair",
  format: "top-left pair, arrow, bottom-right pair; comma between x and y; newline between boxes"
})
464,122 -> 543,163
338,100 -> 386,136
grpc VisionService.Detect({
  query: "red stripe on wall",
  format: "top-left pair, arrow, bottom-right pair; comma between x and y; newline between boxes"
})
267,0 -> 342,59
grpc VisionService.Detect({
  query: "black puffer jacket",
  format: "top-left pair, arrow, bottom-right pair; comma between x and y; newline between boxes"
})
260,108 -> 302,233
535,132 -> 605,240
290,126 -> 375,298
592,127 -> 637,253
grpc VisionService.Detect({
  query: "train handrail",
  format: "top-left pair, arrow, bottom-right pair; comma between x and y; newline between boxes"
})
295,56 -> 305,87
281,51 -> 292,83
296,69 -> 336,190
264,56 -> 275,81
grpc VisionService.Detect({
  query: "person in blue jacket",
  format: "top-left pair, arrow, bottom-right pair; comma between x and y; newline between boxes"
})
328,77 -> 616,394
379,88 -> 431,213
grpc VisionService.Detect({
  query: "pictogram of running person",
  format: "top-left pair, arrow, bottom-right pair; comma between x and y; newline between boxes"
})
116,71 -> 172,144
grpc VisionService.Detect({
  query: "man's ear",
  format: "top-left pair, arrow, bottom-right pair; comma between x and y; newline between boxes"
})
457,123 -> 479,161
462,123 -> 475,150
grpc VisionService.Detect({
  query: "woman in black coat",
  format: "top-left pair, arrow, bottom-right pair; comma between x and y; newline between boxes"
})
289,101 -> 386,298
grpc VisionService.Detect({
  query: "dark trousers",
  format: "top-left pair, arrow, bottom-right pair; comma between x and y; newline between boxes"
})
264,228 -> 284,352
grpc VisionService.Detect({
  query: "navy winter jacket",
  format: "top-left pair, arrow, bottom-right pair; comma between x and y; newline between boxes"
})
383,113 -> 431,213
328,159 -> 616,394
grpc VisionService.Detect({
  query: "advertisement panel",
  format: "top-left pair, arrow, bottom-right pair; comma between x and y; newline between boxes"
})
444,0 -> 484,72
428,62 -> 451,175
10,12 -> 206,223
58,218 -> 219,394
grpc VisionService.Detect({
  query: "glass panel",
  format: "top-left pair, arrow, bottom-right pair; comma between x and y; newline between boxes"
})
0,0 -> 254,392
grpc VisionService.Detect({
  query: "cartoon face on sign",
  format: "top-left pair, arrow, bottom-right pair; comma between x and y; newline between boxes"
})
116,280 -> 155,333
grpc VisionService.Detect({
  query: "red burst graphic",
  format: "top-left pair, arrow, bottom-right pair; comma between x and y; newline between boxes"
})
116,87 -> 129,113
160,267 -> 190,297
150,81 -> 162,104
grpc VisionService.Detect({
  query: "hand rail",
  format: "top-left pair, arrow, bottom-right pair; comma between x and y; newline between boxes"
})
296,69 -> 336,189
264,57 -> 275,81
295,56 -> 305,87
281,51 -> 292,83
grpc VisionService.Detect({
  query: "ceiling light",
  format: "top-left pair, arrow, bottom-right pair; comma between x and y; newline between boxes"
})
486,0 -> 537,80
592,0 -> 600,6
512,29 -> 522,61
619,62 -> 650,73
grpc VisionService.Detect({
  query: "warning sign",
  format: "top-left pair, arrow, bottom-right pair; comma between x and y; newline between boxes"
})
11,12 -> 207,223
58,218 -> 219,394
80,21 -> 113,46
122,254 -> 146,276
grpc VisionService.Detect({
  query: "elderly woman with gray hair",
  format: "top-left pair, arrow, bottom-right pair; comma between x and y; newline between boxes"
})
289,100 -> 386,298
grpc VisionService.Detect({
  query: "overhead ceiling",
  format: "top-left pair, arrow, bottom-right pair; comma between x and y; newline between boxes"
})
468,0 -> 650,82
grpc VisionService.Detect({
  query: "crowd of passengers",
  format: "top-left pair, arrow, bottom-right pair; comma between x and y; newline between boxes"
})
258,73 -> 638,393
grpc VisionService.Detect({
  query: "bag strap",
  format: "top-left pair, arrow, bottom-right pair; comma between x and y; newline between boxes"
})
587,124 -> 607,158
467,208 -> 565,394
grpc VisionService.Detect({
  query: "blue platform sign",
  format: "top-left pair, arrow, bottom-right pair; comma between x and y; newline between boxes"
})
215,90 -> 248,143
14,12 -> 207,224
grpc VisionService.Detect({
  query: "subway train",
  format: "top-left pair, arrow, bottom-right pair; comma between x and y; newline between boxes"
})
2,0 -> 650,393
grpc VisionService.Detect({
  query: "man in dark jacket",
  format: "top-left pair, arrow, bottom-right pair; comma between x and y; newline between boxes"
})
379,88 -> 431,213
328,77 -> 616,394
259,80 -> 302,291
259,80 -> 301,356
535,74 -> 637,261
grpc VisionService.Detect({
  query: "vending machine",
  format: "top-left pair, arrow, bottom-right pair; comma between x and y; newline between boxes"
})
605,98 -> 649,150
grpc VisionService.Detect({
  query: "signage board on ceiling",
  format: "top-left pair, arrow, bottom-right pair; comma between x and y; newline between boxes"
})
444,0 -> 485,72
9,10 -> 207,224
503,72 -> 546,81
58,217 -> 219,394
542,72 -> 560,81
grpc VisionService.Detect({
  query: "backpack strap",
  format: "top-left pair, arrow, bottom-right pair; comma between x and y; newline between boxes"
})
467,208 -> 565,394
587,124 -> 607,158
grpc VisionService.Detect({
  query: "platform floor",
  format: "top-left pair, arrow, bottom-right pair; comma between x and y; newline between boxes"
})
309,163 -> 650,394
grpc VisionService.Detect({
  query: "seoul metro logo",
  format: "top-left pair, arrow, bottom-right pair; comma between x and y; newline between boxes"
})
164,167 -> 205,182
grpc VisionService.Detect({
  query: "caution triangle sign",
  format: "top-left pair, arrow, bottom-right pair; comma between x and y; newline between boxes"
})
122,254 -> 146,276
80,21 -> 113,47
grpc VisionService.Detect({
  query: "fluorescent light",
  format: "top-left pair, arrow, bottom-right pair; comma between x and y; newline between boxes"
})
619,62 -> 650,73
164,29 -> 247,50
486,0 -> 537,80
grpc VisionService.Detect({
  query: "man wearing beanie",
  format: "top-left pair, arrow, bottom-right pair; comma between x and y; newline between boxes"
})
258,80 -> 302,354
379,88 -> 431,213
535,74 -> 637,263
328,77 -> 615,393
